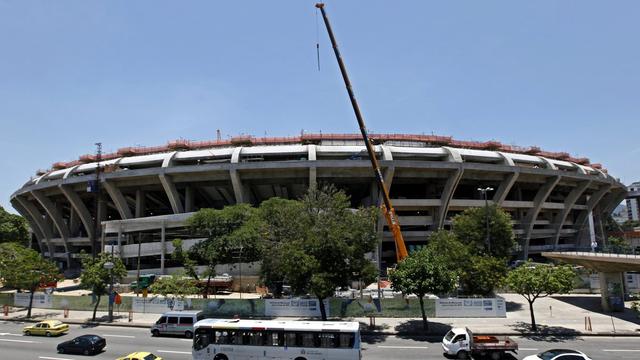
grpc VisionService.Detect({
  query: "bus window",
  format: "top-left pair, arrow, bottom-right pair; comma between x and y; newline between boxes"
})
339,333 -> 355,348
285,332 -> 297,347
320,333 -> 337,348
298,332 -> 318,348
266,331 -> 282,346
194,329 -> 210,351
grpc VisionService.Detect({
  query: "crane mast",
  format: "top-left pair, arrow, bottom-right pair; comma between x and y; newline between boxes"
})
315,3 -> 409,262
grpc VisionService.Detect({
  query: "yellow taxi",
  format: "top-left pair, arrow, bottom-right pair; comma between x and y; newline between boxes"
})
115,352 -> 163,360
23,320 -> 69,336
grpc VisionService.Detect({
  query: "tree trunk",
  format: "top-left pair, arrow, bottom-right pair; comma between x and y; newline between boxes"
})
92,295 -> 101,321
528,300 -> 537,331
318,297 -> 327,321
26,289 -> 35,318
204,273 -> 212,299
419,296 -> 428,330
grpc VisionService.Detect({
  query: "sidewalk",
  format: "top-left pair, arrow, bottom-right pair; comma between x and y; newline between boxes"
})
2,294 -> 639,337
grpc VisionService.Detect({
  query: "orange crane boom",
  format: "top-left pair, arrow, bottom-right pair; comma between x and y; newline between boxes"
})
315,3 -> 409,262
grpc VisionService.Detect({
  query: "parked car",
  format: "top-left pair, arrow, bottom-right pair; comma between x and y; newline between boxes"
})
23,320 -> 69,337
57,334 -> 106,355
523,349 -> 592,360
116,351 -> 163,360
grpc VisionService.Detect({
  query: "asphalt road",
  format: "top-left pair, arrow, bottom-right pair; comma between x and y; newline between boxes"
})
1,320 -> 639,360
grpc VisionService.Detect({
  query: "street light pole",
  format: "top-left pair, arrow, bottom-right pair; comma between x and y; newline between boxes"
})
477,187 -> 494,254
103,242 -> 115,323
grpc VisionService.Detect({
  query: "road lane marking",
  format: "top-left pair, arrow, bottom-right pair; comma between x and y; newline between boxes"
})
101,334 -> 136,338
519,348 -> 539,351
0,338 -> 38,343
0,332 -> 23,337
157,350 -> 191,355
180,339 -> 193,342
39,357 -> 74,360
377,345 -> 429,349
603,349 -> 640,352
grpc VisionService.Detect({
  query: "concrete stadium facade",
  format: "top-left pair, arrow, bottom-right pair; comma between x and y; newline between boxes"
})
10,134 -> 627,272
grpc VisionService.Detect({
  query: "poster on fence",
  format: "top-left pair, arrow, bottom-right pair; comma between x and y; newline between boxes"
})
14,293 -> 53,308
264,298 -> 329,317
132,297 -> 191,313
435,297 -> 506,318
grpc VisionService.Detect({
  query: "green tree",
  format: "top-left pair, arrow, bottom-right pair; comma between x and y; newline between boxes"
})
607,236 -> 631,253
426,230 -> 507,296
0,206 -> 29,245
188,204 -> 263,296
277,185 -> 379,320
389,247 -> 457,330
460,255 -> 508,296
0,243 -> 59,318
149,272 -> 199,306
452,204 -> 514,258
506,262 -> 575,330
255,197 -> 306,298
79,252 -> 127,321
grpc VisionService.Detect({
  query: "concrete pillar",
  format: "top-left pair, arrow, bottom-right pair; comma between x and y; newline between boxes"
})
599,272 -> 625,312
308,144 -> 317,190
185,186 -> 194,212
135,190 -> 146,218
160,222 -> 166,275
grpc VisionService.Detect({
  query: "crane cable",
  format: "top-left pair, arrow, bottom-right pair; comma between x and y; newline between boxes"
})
315,7 -> 321,71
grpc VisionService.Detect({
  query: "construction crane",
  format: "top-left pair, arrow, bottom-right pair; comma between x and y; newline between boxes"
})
315,3 -> 409,262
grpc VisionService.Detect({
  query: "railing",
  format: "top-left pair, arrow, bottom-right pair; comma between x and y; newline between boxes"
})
546,246 -> 640,258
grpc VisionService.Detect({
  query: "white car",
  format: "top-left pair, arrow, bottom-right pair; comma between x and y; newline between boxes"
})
523,349 -> 592,360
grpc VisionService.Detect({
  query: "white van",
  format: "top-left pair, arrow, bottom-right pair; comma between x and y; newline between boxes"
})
150,310 -> 204,338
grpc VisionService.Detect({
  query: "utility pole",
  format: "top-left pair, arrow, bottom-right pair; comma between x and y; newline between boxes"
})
477,187 -> 494,253
92,142 -> 102,259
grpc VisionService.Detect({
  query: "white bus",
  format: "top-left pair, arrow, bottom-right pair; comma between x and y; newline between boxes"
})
192,318 -> 361,360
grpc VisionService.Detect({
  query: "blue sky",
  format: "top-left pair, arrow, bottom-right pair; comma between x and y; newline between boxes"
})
1,1 -> 638,212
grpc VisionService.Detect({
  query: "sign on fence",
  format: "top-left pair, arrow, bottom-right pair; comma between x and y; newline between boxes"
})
265,298 -> 329,317
132,297 -> 191,313
435,297 -> 506,318
14,293 -> 53,309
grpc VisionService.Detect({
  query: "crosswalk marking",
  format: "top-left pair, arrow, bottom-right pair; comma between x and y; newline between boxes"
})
0,338 -> 37,343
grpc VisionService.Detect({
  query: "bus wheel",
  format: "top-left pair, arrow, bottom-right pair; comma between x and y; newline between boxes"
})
491,351 -> 504,360
214,354 -> 228,360
294,357 -> 307,360
185,331 -> 193,339
457,350 -> 469,359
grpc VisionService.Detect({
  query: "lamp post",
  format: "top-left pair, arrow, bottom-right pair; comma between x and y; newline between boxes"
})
477,187 -> 494,254
103,241 -> 116,322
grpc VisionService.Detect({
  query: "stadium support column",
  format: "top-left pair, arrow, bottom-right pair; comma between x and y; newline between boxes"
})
597,189 -> 628,245
11,198 -> 47,257
160,151 -> 184,214
103,181 -> 133,220
31,190 -> 72,267
436,147 -> 463,229
574,184 -> 611,247
376,146 -> 395,268
59,185 -> 95,254
494,153 -> 519,205
135,190 -> 146,218
185,186 -> 194,212
230,147 -> 246,203
308,144 -> 317,189
522,175 -> 561,260
552,180 -> 591,248
160,221 -> 166,275
15,197 -> 55,258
